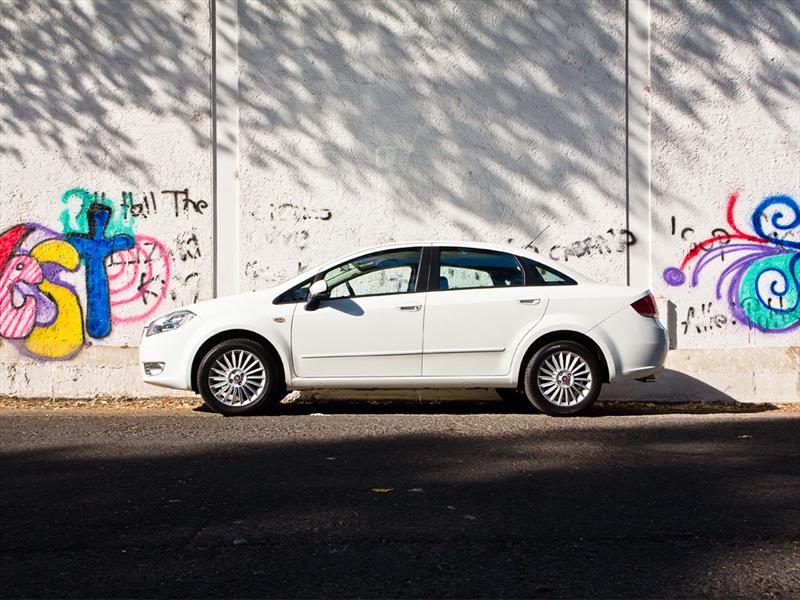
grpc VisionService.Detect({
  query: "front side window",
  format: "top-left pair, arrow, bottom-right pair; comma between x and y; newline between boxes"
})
438,247 -> 524,290
274,278 -> 313,304
324,247 -> 422,298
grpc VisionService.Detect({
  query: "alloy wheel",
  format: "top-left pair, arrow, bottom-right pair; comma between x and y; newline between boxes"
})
536,350 -> 593,407
208,349 -> 268,407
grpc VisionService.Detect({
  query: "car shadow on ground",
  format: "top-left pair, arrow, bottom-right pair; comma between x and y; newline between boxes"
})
261,399 -> 782,417
232,368 -> 783,417
190,393 -> 782,416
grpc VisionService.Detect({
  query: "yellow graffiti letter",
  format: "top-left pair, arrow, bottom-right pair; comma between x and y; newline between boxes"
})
24,240 -> 84,359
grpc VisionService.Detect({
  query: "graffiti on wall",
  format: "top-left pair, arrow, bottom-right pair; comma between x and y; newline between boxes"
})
118,189 -> 208,219
242,202 -> 334,287
517,227 -> 637,262
663,192 -> 800,333
0,188 -> 203,359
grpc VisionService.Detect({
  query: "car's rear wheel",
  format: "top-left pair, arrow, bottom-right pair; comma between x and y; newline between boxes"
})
197,339 -> 284,416
523,341 -> 601,415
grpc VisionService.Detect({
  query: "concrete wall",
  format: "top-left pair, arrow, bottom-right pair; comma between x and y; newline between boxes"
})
0,0 -> 797,401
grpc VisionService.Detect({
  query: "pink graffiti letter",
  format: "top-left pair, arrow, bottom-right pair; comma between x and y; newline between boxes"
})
0,256 -> 44,339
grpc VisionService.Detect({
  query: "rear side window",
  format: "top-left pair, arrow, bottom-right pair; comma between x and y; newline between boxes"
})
518,256 -> 577,286
438,247 -> 525,290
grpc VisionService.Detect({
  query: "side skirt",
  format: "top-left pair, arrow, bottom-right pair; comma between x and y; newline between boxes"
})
288,375 -> 516,390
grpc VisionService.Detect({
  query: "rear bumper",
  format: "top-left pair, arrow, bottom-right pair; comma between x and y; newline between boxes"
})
590,307 -> 669,382
626,365 -> 665,380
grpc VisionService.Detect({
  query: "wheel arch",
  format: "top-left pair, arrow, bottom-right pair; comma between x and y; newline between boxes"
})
190,329 -> 287,393
514,330 -> 611,388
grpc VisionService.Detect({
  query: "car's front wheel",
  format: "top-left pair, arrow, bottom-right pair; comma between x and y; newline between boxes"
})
197,338 -> 284,416
523,341 -> 601,415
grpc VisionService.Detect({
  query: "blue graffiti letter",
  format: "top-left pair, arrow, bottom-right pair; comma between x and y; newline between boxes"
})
68,203 -> 134,338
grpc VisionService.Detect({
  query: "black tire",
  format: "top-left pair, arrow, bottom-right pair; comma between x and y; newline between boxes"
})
522,341 -> 602,416
196,338 -> 285,416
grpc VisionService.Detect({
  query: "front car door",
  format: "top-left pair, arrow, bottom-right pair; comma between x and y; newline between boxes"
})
422,246 -> 571,377
291,247 -> 426,378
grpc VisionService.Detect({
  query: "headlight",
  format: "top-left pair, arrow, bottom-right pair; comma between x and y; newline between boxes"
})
145,310 -> 195,337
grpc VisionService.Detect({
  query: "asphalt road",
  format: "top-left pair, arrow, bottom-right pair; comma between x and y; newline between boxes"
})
1,404 -> 799,599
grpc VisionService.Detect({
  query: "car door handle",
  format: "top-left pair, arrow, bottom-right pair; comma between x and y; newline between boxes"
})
397,305 -> 422,311
516,298 -> 541,305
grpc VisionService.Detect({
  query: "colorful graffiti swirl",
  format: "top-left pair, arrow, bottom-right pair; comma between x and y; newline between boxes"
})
0,189 -> 170,359
663,192 -> 800,333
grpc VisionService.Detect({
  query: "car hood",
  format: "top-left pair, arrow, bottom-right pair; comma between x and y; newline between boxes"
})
165,289 -> 279,322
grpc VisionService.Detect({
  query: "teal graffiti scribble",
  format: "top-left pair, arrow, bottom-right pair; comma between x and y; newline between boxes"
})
60,188 -> 135,237
738,253 -> 800,331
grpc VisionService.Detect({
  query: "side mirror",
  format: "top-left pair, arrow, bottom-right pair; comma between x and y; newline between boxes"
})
309,280 -> 328,297
304,280 -> 329,311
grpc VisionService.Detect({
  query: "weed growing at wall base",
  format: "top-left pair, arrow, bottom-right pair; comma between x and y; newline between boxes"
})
663,192 -> 800,333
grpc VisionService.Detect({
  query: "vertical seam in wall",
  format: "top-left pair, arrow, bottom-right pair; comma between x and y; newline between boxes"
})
625,0 -> 631,286
626,0 -> 652,290
645,2 -> 652,289
212,0 -> 241,297
210,0 -> 218,298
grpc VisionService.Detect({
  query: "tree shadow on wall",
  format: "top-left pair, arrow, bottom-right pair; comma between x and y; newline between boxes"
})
216,0 -> 800,236
2,0 -> 797,229
0,0 -> 212,186
235,0 -> 630,234
1,416 -> 798,598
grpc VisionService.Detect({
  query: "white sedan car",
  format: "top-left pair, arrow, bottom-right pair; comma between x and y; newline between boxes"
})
140,242 -> 667,416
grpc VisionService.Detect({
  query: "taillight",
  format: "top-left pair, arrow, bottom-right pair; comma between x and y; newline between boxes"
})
631,293 -> 658,318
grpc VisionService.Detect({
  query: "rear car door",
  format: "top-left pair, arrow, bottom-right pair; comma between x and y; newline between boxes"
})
422,246 -> 551,377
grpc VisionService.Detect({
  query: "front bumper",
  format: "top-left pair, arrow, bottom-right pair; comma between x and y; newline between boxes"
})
139,315 -> 206,390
